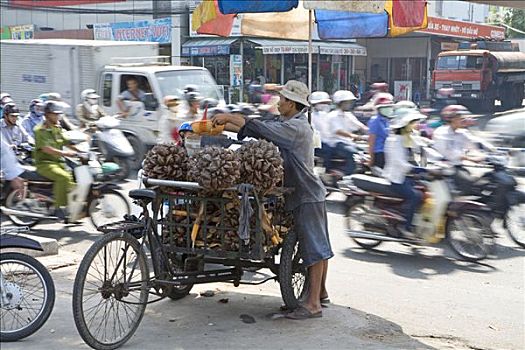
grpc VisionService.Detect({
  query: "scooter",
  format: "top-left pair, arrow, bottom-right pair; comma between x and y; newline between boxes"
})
340,166 -> 494,261
91,115 -> 135,181
0,154 -> 130,229
1,226 -> 55,341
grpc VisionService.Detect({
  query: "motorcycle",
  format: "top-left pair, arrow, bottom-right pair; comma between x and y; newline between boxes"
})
90,116 -> 135,181
0,226 -> 55,341
457,156 -> 525,248
340,166 -> 494,261
0,154 -> 130,229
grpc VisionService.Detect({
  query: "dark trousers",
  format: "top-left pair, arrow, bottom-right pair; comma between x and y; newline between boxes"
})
390,178 -> 423,230
325,142 -> 356,175
372,152 -> 385,169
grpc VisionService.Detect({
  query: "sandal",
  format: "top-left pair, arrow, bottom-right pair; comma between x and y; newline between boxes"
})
285,306 -> 322,320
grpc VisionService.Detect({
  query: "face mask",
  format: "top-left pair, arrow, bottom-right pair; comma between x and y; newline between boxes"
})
378,106 -> 394,117
341,102 -> 355,111
87,98 -> 98,106
315,104 -> 331,113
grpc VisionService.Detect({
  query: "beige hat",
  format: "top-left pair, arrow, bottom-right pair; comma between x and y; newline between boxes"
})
280,80 -> 310,107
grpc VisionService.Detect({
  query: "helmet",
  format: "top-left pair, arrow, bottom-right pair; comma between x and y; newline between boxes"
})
183,84 -> 199,95
178,122 -> 193,133
374,93 -> 394,107
394,100 -> 417,110
441,105 -> 471,122
163,95 -> 181,107
184,91 -> 201,104
371,82 -> 389,92
39,92 -> 62,102
43,101 -> 65,114
81,89 -> 100,101
3,104 -> 20,118
226,104 -> 239,112
309,91 -> 331,105
332,90 -> 357,105
200,98 -> 219,110
29,98 -> 44,113
0,93 -> 12,105
207,107 -> 230,118
437,88 -> 454,98
390,110 -> 426,130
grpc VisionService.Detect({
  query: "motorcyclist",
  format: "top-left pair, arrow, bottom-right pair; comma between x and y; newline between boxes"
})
1,104 -> 33,148
1,137 -> 25,192
325,90 -> 367,176
183,85 -> 202,120
158,95 -> 183,144
75,89 -> 108,128
200,98 -> 219,111
177,122 -> 193,146
367,93 -> 395,169
383,109 -> 426,237
39,92 -> 77,131
309,91 -> 333,165
433,105 -> 494,192
0,93 -> 14,119
21,99 -> 45,138
33,101 -> 79,219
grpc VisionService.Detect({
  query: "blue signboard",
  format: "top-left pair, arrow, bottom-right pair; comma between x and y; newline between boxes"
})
94,17 -> 172,44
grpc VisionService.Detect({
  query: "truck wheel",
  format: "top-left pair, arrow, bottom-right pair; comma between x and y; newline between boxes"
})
125,135 -> 145,169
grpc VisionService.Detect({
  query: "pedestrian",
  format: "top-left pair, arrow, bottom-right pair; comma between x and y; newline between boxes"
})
212,80 -> 333,319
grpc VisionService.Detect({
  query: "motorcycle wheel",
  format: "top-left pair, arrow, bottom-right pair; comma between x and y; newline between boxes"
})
346,201 -> 383,249
89,189 -> 131,230
4,189 -> 41,228
113,157 -> 131,181
506,203 -> 525,248
446,211 -> 494,261
1,252 -> 55,341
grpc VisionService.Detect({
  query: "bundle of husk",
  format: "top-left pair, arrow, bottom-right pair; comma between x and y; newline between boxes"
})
188,146 -> 241,190
142,143 -> 188,181
237,140 -> 283,193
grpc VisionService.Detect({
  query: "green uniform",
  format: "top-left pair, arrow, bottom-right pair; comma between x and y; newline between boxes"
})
33,124 -> 75,207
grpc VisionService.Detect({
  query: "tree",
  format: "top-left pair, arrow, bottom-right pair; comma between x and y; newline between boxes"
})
503,8 -> 525,38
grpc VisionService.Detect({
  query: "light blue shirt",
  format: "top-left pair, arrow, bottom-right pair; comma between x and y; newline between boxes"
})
1,138 -> 23,180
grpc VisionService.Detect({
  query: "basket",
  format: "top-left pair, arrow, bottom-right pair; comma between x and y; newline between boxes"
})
191,120 -> 224,136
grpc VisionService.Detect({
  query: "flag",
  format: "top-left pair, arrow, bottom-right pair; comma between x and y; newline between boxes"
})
386,0 -> 428,37
191,0 -> 217,31
193,0 -> 236,37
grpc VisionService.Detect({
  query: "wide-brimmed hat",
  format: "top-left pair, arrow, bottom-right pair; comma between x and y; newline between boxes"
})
280,80 -> 310,107
390,110 -> 426,129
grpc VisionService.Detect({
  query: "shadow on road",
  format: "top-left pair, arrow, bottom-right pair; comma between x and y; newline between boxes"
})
342,247 -> 497,280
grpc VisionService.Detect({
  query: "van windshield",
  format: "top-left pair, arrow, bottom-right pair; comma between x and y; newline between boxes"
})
436,55 -> 484,70
156,70 -> 223,101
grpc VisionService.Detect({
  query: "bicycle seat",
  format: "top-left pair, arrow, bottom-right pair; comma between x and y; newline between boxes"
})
129,189 -> 156,202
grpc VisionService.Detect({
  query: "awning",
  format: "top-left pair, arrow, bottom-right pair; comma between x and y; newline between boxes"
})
248,38 -> 367,56
182,37 -> 238,56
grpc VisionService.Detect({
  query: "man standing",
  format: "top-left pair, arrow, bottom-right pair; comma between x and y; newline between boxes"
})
212,81 -> 333,319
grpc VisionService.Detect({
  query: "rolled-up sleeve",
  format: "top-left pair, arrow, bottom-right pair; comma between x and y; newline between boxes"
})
1,139 -> 23,180
238,118 -> 301,150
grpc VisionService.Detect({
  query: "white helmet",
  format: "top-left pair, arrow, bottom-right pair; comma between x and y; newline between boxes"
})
394,100 -> 417,110
309,91 -> 331,105
390,109 -> 426,129
81,89 -> 100,101
333,90 -> 357,105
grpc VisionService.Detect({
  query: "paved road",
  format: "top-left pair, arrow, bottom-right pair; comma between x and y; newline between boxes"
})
1,178 -> 524,350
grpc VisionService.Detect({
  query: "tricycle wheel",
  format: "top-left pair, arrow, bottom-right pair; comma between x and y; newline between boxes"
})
279,230 -> 308,310
72,232 -> 149,350
164,256 -> 197,300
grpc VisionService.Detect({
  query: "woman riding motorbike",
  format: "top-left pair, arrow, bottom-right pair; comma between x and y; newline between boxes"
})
367,93 -> 395,169
383,109 -> 426,237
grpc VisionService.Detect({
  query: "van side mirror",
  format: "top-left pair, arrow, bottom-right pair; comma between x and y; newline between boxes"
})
143,93 -> 159,111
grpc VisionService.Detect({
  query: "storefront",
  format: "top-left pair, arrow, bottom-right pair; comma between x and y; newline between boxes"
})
182,37 -> 367,102
361,16 -> 506,102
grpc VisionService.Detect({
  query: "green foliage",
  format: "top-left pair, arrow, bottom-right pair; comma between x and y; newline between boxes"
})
504,9 -> 525,38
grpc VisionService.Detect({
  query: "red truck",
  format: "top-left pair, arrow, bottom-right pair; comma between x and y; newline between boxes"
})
432,41 -> 525,112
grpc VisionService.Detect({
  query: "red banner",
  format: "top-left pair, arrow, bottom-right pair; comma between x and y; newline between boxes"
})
421,16 -> 505,40
10,0 -> 124,7
391,0 -> 426,28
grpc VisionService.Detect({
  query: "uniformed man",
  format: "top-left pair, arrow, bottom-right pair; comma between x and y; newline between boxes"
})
33,102 -> 78,218
212,80 -> 333,320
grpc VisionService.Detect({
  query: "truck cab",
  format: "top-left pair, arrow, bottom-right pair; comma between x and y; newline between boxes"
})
98,58 -> 223,167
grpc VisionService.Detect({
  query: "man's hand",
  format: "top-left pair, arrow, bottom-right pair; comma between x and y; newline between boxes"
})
212,114 -> 230,127
10,177 -> 24,192
62,150 -> 77,158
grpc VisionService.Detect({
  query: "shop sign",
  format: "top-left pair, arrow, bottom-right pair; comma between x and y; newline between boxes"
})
10,0 -> 124,6
230,55 -> 243,87
421,17 -> 505,40
94,17 -> 172,44
182,45 -> 230,57
1,26 -> 11,39
394,81 -> 412,101
262,45 -> 367,56
441,42 -> 459,51
10,24 -> 34,39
